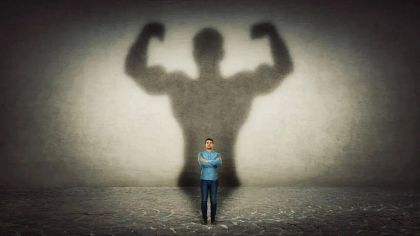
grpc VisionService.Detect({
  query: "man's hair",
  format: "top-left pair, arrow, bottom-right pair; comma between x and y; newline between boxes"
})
205,137 -> 214,144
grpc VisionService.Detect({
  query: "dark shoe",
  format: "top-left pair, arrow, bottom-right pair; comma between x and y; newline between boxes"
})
211,219 -> 216,225
201,218 -> 208,225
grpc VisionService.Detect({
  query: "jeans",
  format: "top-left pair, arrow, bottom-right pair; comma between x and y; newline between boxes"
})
200,179 -> 218,220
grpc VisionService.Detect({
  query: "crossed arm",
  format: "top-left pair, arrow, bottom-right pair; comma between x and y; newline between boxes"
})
198,153 -> 222,168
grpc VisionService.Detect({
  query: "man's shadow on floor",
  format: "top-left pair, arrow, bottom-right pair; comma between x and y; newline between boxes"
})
125,21 -> 293,211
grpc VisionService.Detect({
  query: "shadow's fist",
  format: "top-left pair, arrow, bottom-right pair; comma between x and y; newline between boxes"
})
251,22 -> 276,39
142,22 -> 165,40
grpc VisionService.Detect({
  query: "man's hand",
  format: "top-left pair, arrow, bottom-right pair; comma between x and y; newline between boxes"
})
142,22 -> 165,41
251,22 -> 276,39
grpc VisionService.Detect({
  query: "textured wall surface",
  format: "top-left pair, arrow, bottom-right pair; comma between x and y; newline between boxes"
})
1,0 -> 419,187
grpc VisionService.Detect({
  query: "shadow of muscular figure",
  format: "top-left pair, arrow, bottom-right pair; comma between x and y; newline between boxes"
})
125,22 -> 293,187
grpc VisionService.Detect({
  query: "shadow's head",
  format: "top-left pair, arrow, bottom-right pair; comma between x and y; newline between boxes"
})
193,28 -> 224,70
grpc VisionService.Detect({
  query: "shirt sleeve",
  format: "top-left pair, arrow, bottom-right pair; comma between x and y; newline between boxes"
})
208,153 -> 222,167
197,152 -> 214,168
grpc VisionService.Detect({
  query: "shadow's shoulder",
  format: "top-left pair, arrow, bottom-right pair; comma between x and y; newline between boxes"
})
168,70 -> 192,82
255,63 -> 275,72
227,63 -> 277,82
226,69 -> 255,82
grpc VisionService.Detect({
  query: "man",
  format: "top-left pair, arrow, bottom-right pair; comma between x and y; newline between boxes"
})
198,137 -> 222,225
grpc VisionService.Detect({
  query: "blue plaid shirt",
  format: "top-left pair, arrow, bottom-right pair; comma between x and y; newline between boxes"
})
197,150 -> 222,180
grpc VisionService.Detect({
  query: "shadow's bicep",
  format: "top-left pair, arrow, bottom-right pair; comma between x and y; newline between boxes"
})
230,64 -> 285,95
129,65 -> 174,94
251,64 -> 286,94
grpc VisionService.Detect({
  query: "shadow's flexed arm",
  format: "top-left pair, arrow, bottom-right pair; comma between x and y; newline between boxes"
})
230,22 -> 293,95
125,22 -> 187,94
232,22 -> 293,95
251,22 -> 293,75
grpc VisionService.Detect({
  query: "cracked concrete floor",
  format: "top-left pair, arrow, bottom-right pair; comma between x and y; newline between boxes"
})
0,187 -> 419,235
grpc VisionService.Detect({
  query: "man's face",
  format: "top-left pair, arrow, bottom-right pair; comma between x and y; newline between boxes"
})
205,140 -> 214,150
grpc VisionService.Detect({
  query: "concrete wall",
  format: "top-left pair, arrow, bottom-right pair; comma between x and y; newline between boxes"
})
1,0 -> 419,187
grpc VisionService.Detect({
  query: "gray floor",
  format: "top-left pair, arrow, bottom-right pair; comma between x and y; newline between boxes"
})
0,186 -> 419,235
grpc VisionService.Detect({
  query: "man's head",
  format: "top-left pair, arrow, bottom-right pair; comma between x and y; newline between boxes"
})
193,28 -> 224,70
205,137 -> 214,150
